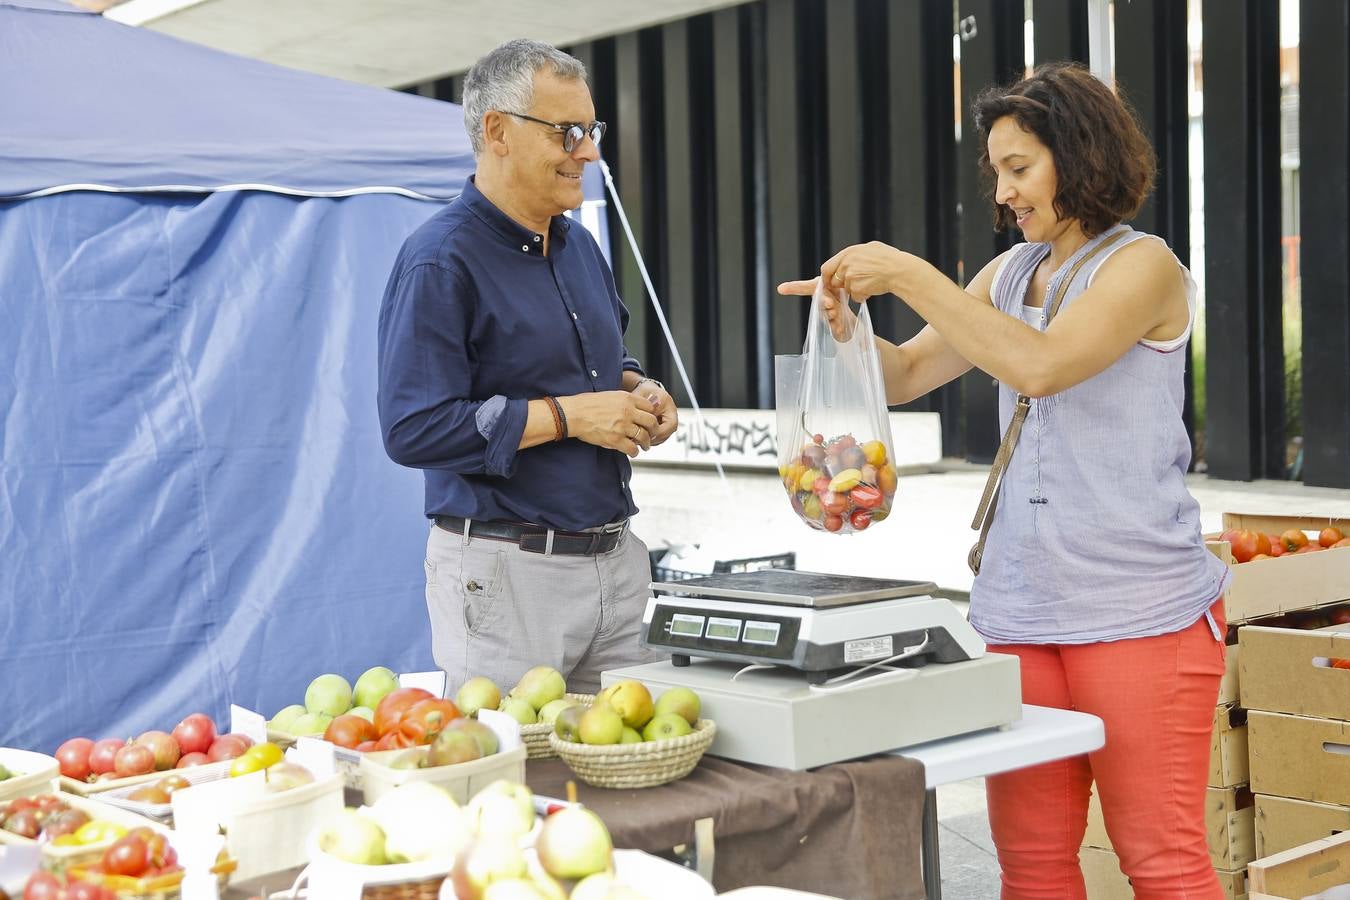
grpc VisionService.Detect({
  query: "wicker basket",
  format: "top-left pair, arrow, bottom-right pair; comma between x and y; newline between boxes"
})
547,719 -> 716,788
301,842 -> 454,900
518,692 -> 595,760
67,855 -> 235,899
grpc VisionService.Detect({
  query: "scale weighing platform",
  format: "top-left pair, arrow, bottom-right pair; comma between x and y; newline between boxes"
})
619,570 -> 1023,769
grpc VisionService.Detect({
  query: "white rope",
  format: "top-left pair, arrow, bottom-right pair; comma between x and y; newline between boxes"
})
598,157 -> 729,491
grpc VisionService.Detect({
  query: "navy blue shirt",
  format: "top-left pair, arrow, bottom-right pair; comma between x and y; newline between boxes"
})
377,177 -> 644,531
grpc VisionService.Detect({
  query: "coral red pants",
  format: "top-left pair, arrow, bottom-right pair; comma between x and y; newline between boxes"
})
985,599 -> 1227,899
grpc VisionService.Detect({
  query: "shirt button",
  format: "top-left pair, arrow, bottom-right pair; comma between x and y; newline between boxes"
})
572,313 -> 578,320
521,245 -> 529,252
590,369 -> 598,378
533,236 -> 541,242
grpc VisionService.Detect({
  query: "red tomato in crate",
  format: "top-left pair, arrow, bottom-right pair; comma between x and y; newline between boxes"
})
171,713 -> 217,756
325,714 -> 378,750
1319,527 -> 1345,548
55,738 -> 94,781
102,834 -> 150,877
1266,537 -> 1286,557
374,687 -> 435,737
1228,530 -> 1270,563
1280,529 -> 1310,552
398,699 -> 461,744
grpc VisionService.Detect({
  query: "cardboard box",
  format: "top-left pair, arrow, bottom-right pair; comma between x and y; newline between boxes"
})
1219,634 -> 1243,706
1248,831 -> 1350,897
1248,711 -> 1350,805
1085,782 -> 1256,868
1207,513 -> 1350,624
1213,703 -> 1252,789
1255,793 -> 1350,859
1081,846 -> 1248,899
1240,624 -> 1350,720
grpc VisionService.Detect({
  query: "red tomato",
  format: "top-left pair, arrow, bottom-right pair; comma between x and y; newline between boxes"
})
113,743 -> 156,778
849,509 -> 872,531
55,738 -> 94,781
1228,530 -> 1271,563
823,514 -> 844,533
1333,538 -> 1350,550
103,834 -> 150,877
374,688 -> 434,737
398,699 -> 461,744
820,491 -> 848,516
1319,527 -> 1345,548
171,714 -> 217,756
176,751 -> 210,768
22,871 -> 63,900
354,740 -> 379,753
1296,543 -> 1325,554
1266,537 -> 1286,557
1218,528 -> 1241,545
849,484 -> 883,510
324,714 -> 378,750
375,731 -> 415,751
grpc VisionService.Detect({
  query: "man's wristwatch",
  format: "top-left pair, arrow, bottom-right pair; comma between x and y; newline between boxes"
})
634,377 -> 665,394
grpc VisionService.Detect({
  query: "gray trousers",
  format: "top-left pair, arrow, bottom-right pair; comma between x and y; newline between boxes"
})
424,521 -> 664,696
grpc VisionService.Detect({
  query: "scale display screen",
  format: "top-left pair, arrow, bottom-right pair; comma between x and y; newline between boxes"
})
743,621 -> 782,645
671,614 -> 705,637
706,618 -> 741,641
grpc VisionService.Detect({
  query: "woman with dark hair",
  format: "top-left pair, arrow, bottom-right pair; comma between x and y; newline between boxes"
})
780,62 -> 1229,898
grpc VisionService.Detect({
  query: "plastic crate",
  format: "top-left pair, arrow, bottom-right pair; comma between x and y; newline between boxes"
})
648,547 -> 796,583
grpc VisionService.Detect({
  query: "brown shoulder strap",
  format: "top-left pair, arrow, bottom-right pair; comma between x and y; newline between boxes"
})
968,230 -> 1129,576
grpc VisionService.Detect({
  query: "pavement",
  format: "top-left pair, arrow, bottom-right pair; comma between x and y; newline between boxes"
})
627,461 -> 1350,898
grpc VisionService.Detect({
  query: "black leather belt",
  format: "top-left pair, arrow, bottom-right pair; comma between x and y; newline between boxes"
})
434,516 -> 626,556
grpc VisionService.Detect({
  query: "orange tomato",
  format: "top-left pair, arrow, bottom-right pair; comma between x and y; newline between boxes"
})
1266,536 -> 1286,557
1280,529 -> 1310,552
1319,527 -> 1345,548
1229,530 -> 1271,563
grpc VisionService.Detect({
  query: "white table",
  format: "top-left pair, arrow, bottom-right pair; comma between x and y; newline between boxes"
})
893,704 -> 1105,900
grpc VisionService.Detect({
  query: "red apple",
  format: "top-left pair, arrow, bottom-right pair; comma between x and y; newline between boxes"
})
88,738 -> 126,776
171,714 -> 217,756
55,737 -> 94,781
113,743 -> 156,778
176,751 -> 210,769
135,731 -> 180,770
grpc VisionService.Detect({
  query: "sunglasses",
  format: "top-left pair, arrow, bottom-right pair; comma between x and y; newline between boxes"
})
500,111 -> 607,153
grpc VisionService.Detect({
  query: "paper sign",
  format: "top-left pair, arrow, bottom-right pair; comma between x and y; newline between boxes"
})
291,736 -> 338,779
304,860 -> 365,900
171,770 -> 266,836
0,843 -> 41,892
478,708 -> 523,752
230,704 -> 269,744
177,831 -> 225,900
399,670 -> 447,697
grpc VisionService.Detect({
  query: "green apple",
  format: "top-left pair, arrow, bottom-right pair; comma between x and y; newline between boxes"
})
537,698 -> 580,726
619,727 -> 642,744
268,704 -> 307,733
535,806 -> 613,880
641,712 -> 693,742
456,676 -> 503,717
554,706 -> 585,743
451,835 -> 528,899
578,706 -> 624,746
291,712 -> 333,736
467,780 -> 536,840
317,809 -> 387,865
305,673 -> 353,717
352,666 -> 399,710
498,696 -> 538,725
653,687 -> 701,726
509,666 -> 565,711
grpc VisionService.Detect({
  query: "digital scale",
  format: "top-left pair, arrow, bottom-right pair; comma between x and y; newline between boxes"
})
611,569 -> 1023,769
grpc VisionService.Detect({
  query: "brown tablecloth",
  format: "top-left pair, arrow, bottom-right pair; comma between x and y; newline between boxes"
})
526,754 -> 926,900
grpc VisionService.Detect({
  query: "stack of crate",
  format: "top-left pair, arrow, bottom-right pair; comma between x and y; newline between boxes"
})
1081,512 -> 1350,898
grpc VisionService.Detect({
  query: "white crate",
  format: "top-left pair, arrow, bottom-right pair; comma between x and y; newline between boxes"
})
0,748 -> 59,803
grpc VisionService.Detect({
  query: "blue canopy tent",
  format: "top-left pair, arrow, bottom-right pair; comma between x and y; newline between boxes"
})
0,0 -> 489,752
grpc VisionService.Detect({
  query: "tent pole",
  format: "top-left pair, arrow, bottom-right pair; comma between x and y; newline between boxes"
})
598,158 -> 730,490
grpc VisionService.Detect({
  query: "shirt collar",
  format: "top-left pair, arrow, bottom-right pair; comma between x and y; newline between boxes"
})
461,176 -> 571,257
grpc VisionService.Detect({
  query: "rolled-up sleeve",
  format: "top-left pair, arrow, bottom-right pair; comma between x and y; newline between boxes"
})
377,261 -> 525,476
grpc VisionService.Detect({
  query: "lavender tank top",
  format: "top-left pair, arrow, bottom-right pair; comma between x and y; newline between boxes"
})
967,224 -> 1230,644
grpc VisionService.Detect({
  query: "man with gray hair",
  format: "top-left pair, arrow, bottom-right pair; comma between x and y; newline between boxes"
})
377,39 -> 675,695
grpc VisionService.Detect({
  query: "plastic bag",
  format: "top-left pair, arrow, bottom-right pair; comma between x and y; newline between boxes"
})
775,279 -> 898,534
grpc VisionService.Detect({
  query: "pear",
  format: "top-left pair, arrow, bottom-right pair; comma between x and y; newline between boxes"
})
535,806 -> 613,880
594,681 -> 654,730
509,666 -> 565,711
457,676 -> 503,718
652,687 -> 701,726
554,706 -> 586,743
498,696 -> 538,725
